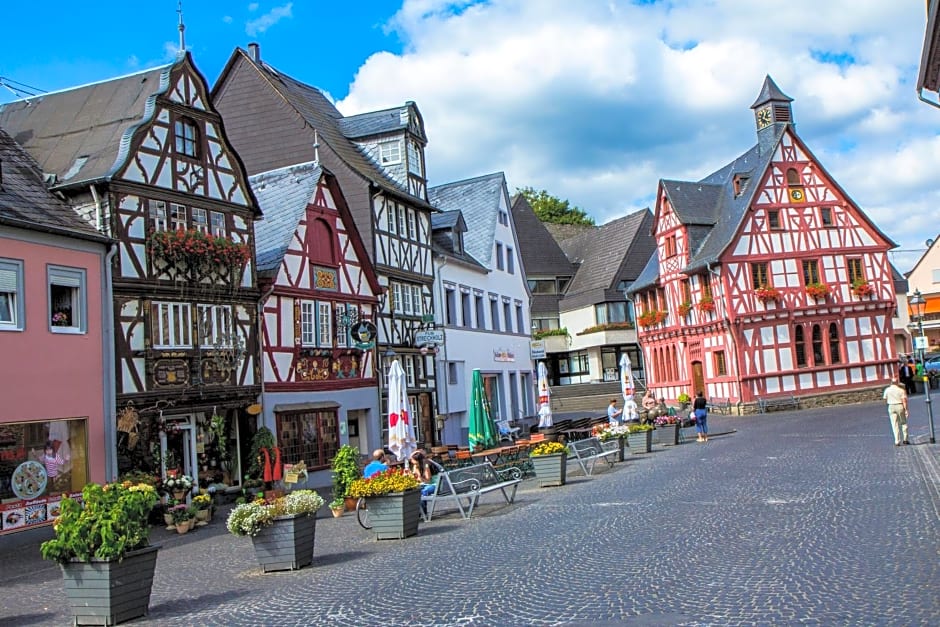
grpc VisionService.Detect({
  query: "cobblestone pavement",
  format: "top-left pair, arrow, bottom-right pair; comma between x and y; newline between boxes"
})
2,401 -> 939,626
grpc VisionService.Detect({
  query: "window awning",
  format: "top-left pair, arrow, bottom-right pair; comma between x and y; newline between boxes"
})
273,401 -> 340,413
924,298 -> 940,314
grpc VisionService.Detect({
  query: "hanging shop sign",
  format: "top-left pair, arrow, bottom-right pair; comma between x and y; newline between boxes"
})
350,321 -> 377,350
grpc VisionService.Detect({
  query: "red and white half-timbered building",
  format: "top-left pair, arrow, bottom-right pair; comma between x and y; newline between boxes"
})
0,53 -> 262,486
251,162 -> 381,480
628,76 -> 898,407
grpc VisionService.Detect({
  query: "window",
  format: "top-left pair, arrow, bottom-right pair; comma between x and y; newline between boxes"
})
802,260 -> 820,285
507,247 -> 514,274
406,210 -> 417,240
490,297 -> 500,331
820,207 -> 833,227
515,304 -> 524,334
532,317 -> 559,331
412,285 -> 423,316
445,288 -> 456,325
681,280 -> 692,304
786,168 -> 801,186
714,351 -> 727,376
475,295 -> 485,329
392,283 -> 402,314
701,275 -> 712,299
379,140 -> 402,165
768,210 -> 781,230
48,266 -> 86,333
197,304 -> 232,347
174,118 -> 199,157
150,200 -> 168,232
276,409 -> 339,471
0,259 -> 24,330
300,302 -> 316,346
335,304 -> 349,348
405,356 -> 415,386
812,324 -> 824,365
847,258 -> 864,284
152,302 -> 192,348
387,205 -> 397,234
828,323 -> 841,364
210,211 -> 225,238
318,302 -> 332,347
498,210 -> 509,226
794,325 -> 807,367
170,204 -> 187,231
503,302 -> 512,333
496,242 -> 504,270
193,208 -> 209,234
460,292 -> 471,327
665,234 -> 677,257
751,262 -> 770,288
595,303 -> 608,325
397,207 -> 406,236
407,139 -> 423,175
448,362 -> 458,385
528,279 -> 556,294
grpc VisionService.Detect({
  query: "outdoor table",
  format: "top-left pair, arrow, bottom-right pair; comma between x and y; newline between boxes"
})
561,427 -> 593,442
471,446 -> 513,465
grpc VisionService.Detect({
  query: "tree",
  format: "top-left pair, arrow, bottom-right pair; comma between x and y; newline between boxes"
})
517,187 -> 595,226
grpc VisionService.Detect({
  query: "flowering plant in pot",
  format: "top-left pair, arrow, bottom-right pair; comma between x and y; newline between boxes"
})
226,489 -> 325,537
594,424 -> 630,442
677,301 -> 692,317
805,282 -> 829,299
530,441 -> 570,457
163,474 -> 193,497
329,497 -> 345,518
754,285 -> 781,302
852,278 -> 874,297
347,469 -> 420,497
348,470 -> 422,540
697,296 -> 716,313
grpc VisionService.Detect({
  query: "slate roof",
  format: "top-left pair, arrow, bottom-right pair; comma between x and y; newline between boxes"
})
751,75 -> 793,108
0,128 -> 109,242
339,105 -> 414,139
559,209 -> 655,310
430,210 -> 487,270
545,223 -> 594,243
249,161 -> 322,276
227,49 -> 433,210
510,194 -> 575,277
0,63 -> 176,189
427,172 -> 507,268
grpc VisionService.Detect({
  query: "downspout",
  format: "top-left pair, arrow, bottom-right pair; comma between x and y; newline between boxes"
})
102,241 -> 118,481
435,255 -> 449,444
90,184 -> 104,234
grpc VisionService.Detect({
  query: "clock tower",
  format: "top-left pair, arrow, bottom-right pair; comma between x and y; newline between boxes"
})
750,75 -> 793,156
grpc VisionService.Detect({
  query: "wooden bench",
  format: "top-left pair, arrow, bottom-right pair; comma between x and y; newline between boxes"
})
421,461 -> 523,521
707,398 -> 733,414
567,436 -> 618,476
757,396 -> 800,414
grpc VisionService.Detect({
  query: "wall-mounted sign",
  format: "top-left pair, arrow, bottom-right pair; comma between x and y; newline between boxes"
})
530,340 -> 546,360
494,348 -> 515,362
350,321 -> 377,350
415,329 -> 444,346
313,266 -> 338,291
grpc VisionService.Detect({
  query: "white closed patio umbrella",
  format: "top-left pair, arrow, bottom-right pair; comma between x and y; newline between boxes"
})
387,360 -> 416,462
537,361 -> 553,428
620,353 -> 638,422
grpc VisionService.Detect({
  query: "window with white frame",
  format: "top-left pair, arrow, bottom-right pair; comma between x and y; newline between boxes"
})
407,210 -> 416,240
48,266 -> 86,333
445,288 -> 457,325
412,285 -> 423,316
407,139 -> 423,175
503,301 -> 512,333
210,211 -> 225,238
507,247 -> 514,274
417,354 -> 425,380
150,200 -> 168,232
379,140 -> 402,165
0,259 -> 24,330
392,283 -> 403,313
496,242 -> 504,270
174,117 -> 199,157
387,205 -> 397,234
401,283 -> 413,315
461,292 -> 471,327
192,207 -> 209,234
405,356 -> 416,386
300,302 -> 316,346
152,302 -> 192,348
498,210 -> 508,226
515,304 -> 524,334
318,302 -> 332,347
170,204 -> 187,231
490,296 -> 500,331
335,304 -> 349,348
397,206 -> 407,236
197,304 -> 232,348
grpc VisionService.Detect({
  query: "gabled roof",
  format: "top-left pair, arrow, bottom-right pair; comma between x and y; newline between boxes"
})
339,106 -> 409,139
510,194 -> 575,277
213,48 -> 433,211
0,62 -> 178,188
250,161 -> 322,275
0,128 -> 109,243
559,209 -> 655,305
427,172 -> 507,268
751,75 -> 793,108
430,209 -> 486,270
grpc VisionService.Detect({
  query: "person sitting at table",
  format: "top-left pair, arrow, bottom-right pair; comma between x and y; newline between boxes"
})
363,449 -> 388,478
607,399 -> 623,425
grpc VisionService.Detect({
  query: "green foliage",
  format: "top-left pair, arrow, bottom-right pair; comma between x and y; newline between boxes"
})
248,426 -> 276,480
578,321 -> 635,335
627,423 -> 654,433
517,187 -> 595,226
40,482 -> 159,564
532,327 -> 569,340
347,469 -> 420,497
331,445 -> 362,499
226,490 -> 325,537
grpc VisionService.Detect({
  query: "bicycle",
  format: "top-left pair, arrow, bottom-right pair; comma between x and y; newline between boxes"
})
355,496 -> 371,529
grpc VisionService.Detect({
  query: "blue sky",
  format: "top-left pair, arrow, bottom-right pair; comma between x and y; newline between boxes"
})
2,1 -> 937,273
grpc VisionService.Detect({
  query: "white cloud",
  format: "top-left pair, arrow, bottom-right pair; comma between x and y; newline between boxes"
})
248,2 -> 259,11
223,15 -> 233,24
245,2 -> 292,37
337,0 -> 935,271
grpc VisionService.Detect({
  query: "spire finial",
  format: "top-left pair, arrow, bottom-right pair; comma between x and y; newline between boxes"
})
313,129 -> 320,166
177,0 -> 186,55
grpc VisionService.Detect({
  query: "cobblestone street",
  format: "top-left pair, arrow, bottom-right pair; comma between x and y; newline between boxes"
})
1,401 -> 938,626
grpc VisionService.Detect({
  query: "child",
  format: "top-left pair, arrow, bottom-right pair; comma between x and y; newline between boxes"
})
42,441 -> 68,491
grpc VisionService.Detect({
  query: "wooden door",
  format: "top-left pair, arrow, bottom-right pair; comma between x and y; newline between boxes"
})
691,361 -> 704,396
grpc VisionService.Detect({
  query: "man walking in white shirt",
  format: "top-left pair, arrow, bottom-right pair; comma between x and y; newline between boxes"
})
883,378 -> 910,446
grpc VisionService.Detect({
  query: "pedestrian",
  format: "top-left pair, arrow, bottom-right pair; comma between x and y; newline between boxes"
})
899,359 -> 916,395
607,399 -> 623,425
882,378 -> 910,446
693,391 -> 709,442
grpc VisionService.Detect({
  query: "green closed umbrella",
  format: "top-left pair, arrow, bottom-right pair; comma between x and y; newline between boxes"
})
468,369 -> 498,451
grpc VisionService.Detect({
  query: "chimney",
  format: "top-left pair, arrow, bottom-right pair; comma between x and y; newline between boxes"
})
247,43 -> 260,63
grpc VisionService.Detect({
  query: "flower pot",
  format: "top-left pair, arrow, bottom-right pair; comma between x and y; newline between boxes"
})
627,430 -> 652,454
600,438 -> 625,462
172,490 -> 187,501
163,512 -> 174,527
176,522 -> 190,535
195,509 -> 210,522
364,489 -> 421,540
344,496 -> 358,512
60,545 -> 160,626
250,513 -> 317,572
330,507 -> 344,518
531,452 -> 567,487
656,424 -> 680,446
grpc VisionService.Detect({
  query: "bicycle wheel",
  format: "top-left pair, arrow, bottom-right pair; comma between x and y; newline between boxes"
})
356,497 -> 372,529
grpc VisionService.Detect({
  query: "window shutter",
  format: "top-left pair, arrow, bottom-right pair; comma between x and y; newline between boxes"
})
0,267 -> 17,292
50,269 -> 81,288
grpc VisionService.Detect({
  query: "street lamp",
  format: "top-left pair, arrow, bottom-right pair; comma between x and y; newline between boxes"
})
909,289 -> 935,444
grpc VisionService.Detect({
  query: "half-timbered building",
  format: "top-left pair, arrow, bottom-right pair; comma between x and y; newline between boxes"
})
628,76 -> 898,407
213,44 -> 439,446
251,162 -> 381,481
0,53 -> 262,488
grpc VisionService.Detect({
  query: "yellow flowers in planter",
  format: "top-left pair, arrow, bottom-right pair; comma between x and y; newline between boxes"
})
347,469 -> 420,497
530,441 -> 569,456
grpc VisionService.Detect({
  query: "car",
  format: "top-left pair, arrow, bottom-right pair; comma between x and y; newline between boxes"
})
925,356 -> 940,374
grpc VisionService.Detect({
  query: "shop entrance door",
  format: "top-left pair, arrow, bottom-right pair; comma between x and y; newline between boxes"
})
160,415 -> 198,497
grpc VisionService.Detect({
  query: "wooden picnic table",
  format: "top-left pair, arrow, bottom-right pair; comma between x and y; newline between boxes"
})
561,427 -> 593,442
471,446 -> 514,464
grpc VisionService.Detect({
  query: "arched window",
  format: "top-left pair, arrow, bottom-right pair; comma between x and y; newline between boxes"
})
786,168 -> 801,186
828,323 -> 841,364
794,325 -> 807,367
306,218 -> 336,265
812,324 -> 824,365
174,117 -> 199,158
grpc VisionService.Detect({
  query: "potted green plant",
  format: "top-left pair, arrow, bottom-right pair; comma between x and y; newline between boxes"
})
626,423 -> 654,454
331,444 -> 361,511
193,493 -> 212,523
40,481 -> 160,626
529,441 -> 570,487
169,503 -> 194,534
347,469 -> 421,540
226,489 -> 324,572
329,497 -> 345,518
163,473 -> 193,501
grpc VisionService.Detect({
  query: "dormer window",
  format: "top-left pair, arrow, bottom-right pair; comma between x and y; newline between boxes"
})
406,139 -> 422,175
452,229 -> 463,254
733,174 -> 750,197
174,117 -> 199,158
379,140 -> 402,166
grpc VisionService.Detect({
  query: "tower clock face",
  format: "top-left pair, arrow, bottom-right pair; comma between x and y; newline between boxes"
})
756,106 -> 773,129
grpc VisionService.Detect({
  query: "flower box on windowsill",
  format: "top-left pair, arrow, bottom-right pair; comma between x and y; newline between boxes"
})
852,281 -> 874,298
805,283 -> 830,300
755,286 -> 782,303
677,302 -> 692,317
697,299 -> 716,313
